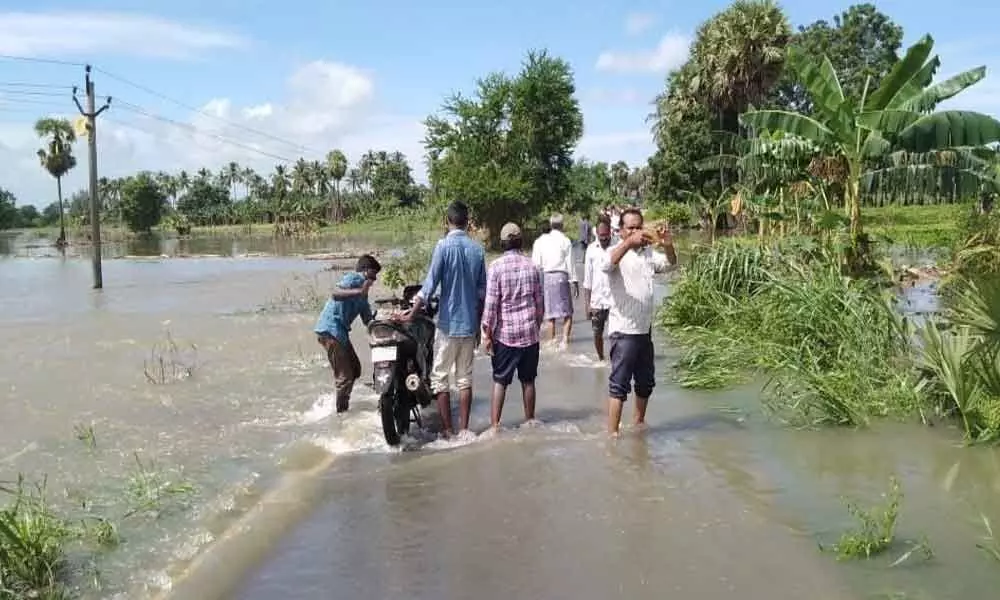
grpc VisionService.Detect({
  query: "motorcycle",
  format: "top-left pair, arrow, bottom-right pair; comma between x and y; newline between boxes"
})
367,285 -> 438,446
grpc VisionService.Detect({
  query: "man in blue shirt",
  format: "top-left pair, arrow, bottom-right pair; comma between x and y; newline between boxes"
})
405,201 -> 487,439
314,255 -> 382,414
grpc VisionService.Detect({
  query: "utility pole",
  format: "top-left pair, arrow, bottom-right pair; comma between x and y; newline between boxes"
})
73,65 -> 111,290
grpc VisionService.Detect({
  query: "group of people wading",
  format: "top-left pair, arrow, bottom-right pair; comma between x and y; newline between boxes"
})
313,201 -> 677,439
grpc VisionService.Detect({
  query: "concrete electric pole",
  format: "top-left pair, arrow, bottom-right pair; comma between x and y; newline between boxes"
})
73,65 -> 111,289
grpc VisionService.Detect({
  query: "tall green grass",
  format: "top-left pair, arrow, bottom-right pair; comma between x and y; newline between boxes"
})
660,238 -> 919,426
662,232 -> 1000,440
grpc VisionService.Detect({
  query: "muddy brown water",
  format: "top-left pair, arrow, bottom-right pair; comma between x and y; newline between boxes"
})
1,229 -> 998,599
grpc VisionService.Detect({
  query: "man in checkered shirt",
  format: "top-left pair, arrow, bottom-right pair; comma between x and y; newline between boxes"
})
481,222 -> 545,432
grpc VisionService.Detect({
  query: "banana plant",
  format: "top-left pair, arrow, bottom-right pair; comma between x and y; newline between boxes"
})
740,34 -> 1000,249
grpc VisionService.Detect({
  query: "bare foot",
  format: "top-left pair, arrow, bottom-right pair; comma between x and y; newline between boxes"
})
633,421 -> 649,432
521,418 -> 543,428
455,429 -> 477,442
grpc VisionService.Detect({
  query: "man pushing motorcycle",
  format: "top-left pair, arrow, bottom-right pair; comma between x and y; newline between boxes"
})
314,254 -> 382,414
401,200 -> 487,440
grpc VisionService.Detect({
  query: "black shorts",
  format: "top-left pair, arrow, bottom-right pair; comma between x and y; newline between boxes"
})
491,341 -> 540,386
608,331 -> 655,401
590,308 -> 609,335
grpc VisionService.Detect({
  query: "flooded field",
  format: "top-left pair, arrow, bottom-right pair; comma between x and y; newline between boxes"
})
1,229 -> 998,600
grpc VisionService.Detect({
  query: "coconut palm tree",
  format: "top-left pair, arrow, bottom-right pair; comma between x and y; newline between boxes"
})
740,34 -> 1000,253
325,149 -> 348,222
34,118 -> 77,244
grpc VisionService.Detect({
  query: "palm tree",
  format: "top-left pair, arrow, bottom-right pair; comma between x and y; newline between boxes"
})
741,34 -> 1000,252
34,118 -> 77,244
326,149 -> 348,221
689,0 -> 792,191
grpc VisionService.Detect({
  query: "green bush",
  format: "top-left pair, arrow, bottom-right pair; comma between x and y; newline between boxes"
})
660,238 -> 918,426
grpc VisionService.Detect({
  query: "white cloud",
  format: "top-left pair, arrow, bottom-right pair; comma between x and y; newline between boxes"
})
0,11 -> 247,59
624,12 -> 657,36
0,60 -> 430,206
596,32 -> 691,74
576,130 -> 654,167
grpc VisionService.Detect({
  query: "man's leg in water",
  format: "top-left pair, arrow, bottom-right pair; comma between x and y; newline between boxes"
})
591,309 -> 608,360
454,336 -> 477,432
561,315 -> 573,347
490,341 -> 516,429
430,332 -> 457,437
518,342 -> 540,421
490,382 -> 508,429
631,332 -> 656,429
606,333 -> 637,435
319,334 -> 355,413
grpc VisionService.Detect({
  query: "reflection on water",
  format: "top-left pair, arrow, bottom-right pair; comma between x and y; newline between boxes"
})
0,228 -> 428,259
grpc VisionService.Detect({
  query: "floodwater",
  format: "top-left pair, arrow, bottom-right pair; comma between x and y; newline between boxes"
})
1,229 -> 999,600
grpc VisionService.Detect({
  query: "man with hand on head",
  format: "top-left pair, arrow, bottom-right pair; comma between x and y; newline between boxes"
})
481,222 -> 545,432
600,208 -> 677,436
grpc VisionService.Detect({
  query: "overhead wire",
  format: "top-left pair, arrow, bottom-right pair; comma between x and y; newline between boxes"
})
93,66 -> 321,156
0,54 -> 86,67
0,52 -> 309,163
113,100 -> 295,162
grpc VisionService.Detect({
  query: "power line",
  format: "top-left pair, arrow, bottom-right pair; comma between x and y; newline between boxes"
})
0,53 -> 85,67
92,66 -> 321,156
0,82 -> 73,90
0,89 -> 69,98
113,100 -> 294,162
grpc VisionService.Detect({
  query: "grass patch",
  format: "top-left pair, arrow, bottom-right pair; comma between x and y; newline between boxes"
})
1,426 -> 198,599
828,476 -> 902,560
143,328 -> 199,385
864,203 -> 968,250
660,237 -> 919,426
320,206 -> 442,239
821,476 -> 933,567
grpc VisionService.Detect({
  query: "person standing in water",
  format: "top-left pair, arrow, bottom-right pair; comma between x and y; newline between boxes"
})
600,208 -> 676,435
531,213 -> 578,349
481,223 -> 544,431
405,201 -> 487,439
582,219 -> 613,361
578,214 -> 592,256
314,255 -> 382,414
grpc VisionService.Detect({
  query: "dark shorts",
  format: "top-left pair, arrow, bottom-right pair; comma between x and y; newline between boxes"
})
590,308 -> 609,335
608,331 -> 655,401
491,341 -> 540,386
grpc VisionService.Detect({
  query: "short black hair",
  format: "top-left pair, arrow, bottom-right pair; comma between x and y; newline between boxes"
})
596,213 -> 611,226
501,237 -> 523,252
356,254 -> 382,273
621,207 -> 643,225
446,201 -> 469,229
540,222 -> 551,234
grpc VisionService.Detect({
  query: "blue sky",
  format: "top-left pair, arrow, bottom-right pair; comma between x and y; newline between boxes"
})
2,1 -> 999,206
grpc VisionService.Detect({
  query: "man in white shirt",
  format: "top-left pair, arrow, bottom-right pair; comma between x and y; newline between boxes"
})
600,208 -> 677,436
582,219 -> 613,361
531,213 -> 578,348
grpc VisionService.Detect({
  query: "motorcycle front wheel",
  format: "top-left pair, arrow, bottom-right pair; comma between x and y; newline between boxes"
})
378,390 -> 411,447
